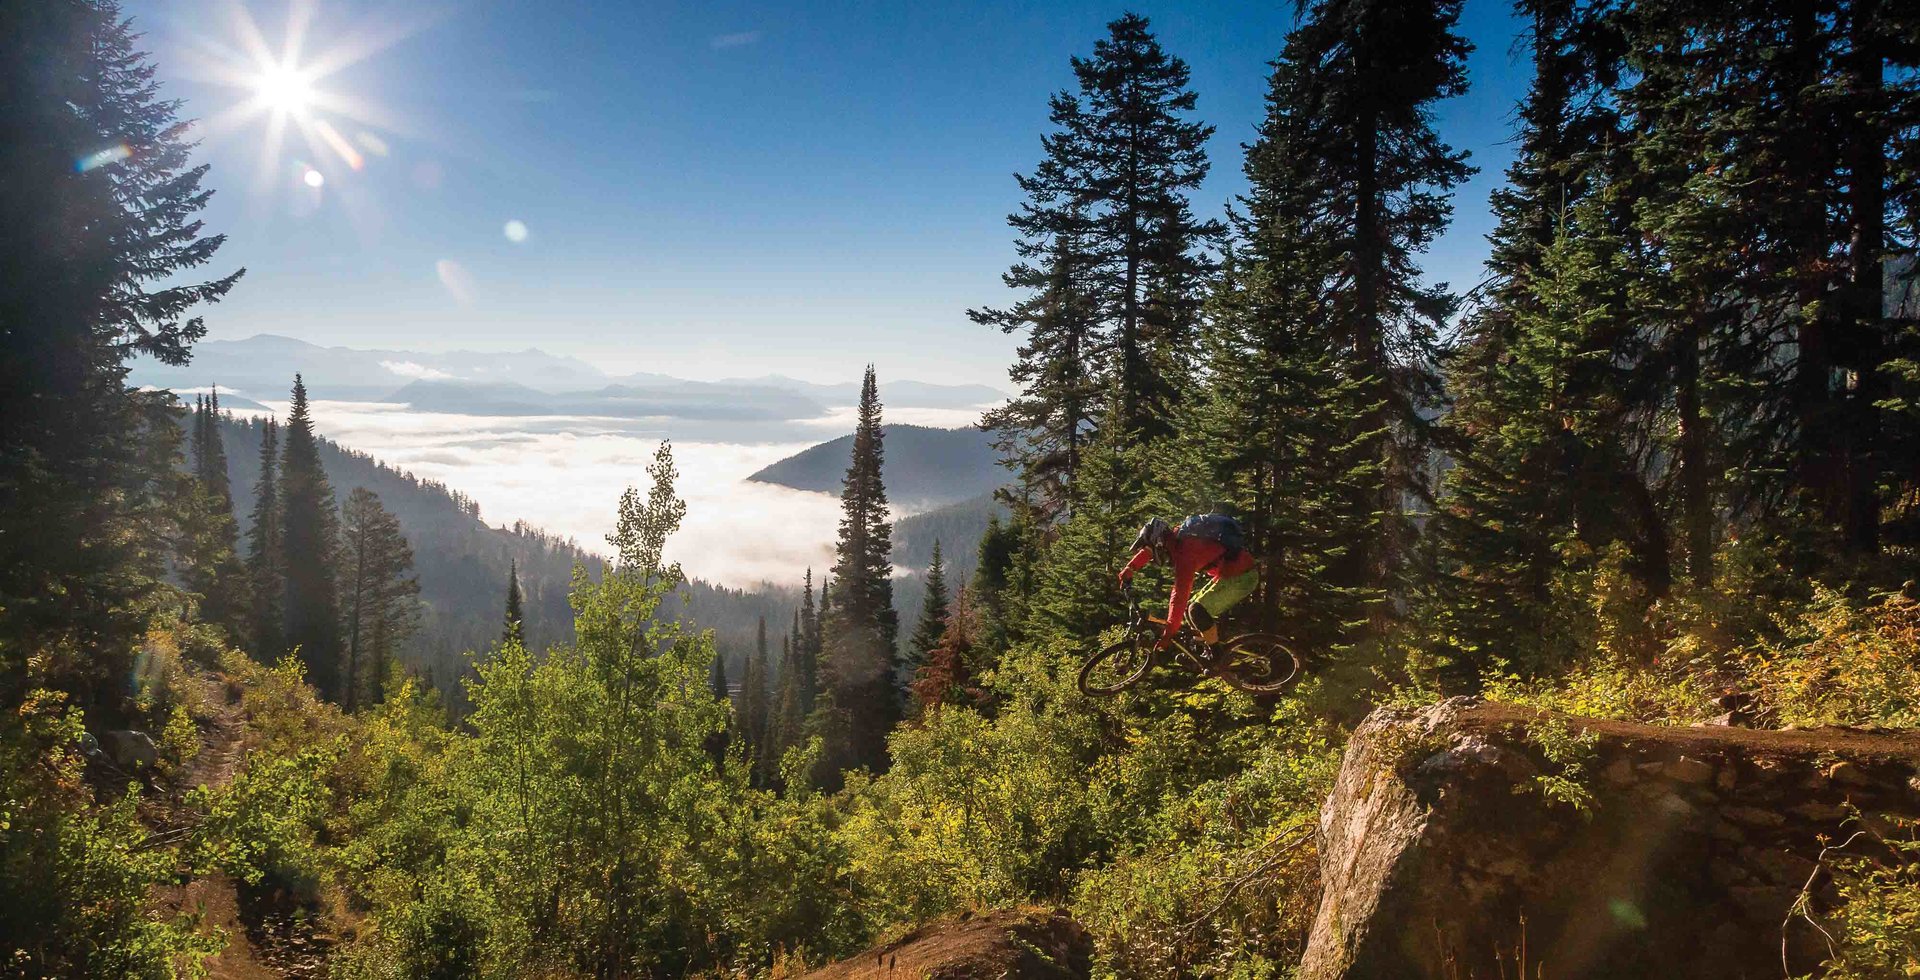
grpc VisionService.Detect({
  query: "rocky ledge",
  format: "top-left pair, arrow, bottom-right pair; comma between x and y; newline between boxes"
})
1300,698 -> 1920,980
801,908 -> 1091,980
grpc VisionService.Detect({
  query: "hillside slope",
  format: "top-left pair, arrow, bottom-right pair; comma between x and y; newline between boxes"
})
212,415 -> 793,701
748,424 -> 1003,506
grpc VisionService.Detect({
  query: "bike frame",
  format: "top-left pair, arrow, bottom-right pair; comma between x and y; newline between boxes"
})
1124,592 -> 1218,673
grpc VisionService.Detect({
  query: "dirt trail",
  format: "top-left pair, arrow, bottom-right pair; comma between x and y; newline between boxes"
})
149,667 -> 334,979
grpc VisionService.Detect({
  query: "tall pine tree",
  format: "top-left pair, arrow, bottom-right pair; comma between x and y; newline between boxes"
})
246,417 -> 284,658
738,616 -> 771,784
1189,42 -> 1386,655
180,393 -> 248,633
502,557 -> 524,643
820,368 -> 899,777
0,0 -> 241,712
280,375 -> 343,699
976,13 -> 1221,515
902,539 -> 950,685
337,487 -> 418,710
1276,0 -> 1475,604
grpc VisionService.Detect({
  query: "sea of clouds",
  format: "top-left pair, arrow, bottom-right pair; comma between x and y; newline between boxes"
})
232,397 -> 988,588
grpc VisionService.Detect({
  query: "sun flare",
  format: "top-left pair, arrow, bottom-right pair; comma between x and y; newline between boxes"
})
253,63 -> 315,115
176,1 -> 430,195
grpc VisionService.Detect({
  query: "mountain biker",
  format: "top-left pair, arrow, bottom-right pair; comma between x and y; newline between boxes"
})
1118,515 -> 1256,650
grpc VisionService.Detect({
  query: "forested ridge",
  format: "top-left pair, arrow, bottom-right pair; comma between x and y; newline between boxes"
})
3,0 -> 1919,978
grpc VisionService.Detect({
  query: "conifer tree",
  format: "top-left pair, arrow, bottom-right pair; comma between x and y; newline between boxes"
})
1273,0 -> 1475,600
1426,0 -> 1636,671
738,616 -> 771,782
909,587 -> 982,720
180,394 -> 248,632
705,652 -> 730,769
798,569 -> 821,710
280,375 -> 344,699
502,557 -> 524,643
976,237 -> 1100,517
0,0 -> 241,710
1032,411 -> 1153,641
902,540 -> 950,685
967,514 -> 1030,662
977,12 -> 1222,508
768,599 -> 813,772
246,417 -> 285,658
820,368 -> 899,776
337,487 -> 418,710
1190,44 -> 1387,654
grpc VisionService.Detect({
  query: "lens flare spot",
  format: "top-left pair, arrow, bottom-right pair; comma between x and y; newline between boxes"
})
503,220 -> 529,243
435,259 -> 475,305
76,144 -> 132,173
303,167 -> 326,188
1607,898 -> 1647,929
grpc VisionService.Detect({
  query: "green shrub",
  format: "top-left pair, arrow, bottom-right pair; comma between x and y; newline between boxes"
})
0,691 -> 219,978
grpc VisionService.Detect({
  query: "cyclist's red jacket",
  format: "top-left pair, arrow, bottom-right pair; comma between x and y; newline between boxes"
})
1121,534 -> 1255,644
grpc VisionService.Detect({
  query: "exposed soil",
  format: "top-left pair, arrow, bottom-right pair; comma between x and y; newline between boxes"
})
146,665 -> 335,979
800,908 -> 1092,980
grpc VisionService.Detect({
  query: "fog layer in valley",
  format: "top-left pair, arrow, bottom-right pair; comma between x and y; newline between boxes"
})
228,397 -> 991,587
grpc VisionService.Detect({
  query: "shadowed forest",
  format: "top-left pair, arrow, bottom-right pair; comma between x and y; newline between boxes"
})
2,0 -> 1918,977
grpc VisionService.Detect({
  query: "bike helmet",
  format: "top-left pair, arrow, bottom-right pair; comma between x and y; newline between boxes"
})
1131,517 -> 1172,555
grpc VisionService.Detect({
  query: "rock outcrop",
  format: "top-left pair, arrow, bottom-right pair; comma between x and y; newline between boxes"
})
801,909 -> 1090,980
1300,699 -> 1920,980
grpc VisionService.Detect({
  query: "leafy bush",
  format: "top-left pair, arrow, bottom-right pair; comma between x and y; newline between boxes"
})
0,691 -> 218,977
837,690 -> 1104,923
1072,701 -> 1338,979
1741,589 -> 1920,728
1795,818 -> 1920,980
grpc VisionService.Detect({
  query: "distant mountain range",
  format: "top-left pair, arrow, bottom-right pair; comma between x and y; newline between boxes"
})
747,424 -> 1005,507
135,334 -> 1004,418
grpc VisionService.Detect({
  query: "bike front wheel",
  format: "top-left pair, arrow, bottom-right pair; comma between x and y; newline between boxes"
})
1214,633 -> 1303,694
1078,632 -> 1156,696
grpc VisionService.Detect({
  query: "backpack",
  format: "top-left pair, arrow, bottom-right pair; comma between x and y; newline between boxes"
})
1177,513 -> 1245,562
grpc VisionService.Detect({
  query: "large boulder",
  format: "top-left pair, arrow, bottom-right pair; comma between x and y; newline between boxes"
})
801,909 -> 1090,980
1300,699 -> 1920,980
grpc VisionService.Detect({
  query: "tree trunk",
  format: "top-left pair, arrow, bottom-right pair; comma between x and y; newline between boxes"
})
1840,0 -> 1886,554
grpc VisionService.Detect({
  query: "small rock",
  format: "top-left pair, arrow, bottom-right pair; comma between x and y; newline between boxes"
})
1601,757 -> 1636,785
1728,885 -> 1802,921
1663,756 -> 1716,784
1790,802 -> 1850,822
1708,819 -> 1746,842
1709,858 -> 1752,887
1750,849 -> 1819,887
1827,762 -> 1871,787
1716,766 -> 1737,792
1722,806 -> 1786,828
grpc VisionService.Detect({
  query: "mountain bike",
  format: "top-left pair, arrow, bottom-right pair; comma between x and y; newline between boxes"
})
1077,585 -> 1302,696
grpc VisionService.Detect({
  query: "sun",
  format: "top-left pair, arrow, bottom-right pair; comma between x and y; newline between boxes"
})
174,2 -> 435,194
253,63 -> 315,115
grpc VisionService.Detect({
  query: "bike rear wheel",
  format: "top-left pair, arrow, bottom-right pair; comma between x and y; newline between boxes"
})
1078,632 -> 1155,696
1214,633 -> 1302,693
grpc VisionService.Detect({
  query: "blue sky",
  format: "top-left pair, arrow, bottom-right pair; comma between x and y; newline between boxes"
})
130,0 -> 1531,387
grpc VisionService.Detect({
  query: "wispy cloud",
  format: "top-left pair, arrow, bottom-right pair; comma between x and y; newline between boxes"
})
381,359 -> 455,380
708,31 -> 762,49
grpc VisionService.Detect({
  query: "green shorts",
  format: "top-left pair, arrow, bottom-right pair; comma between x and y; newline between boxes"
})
1193,568 -> 1257,619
